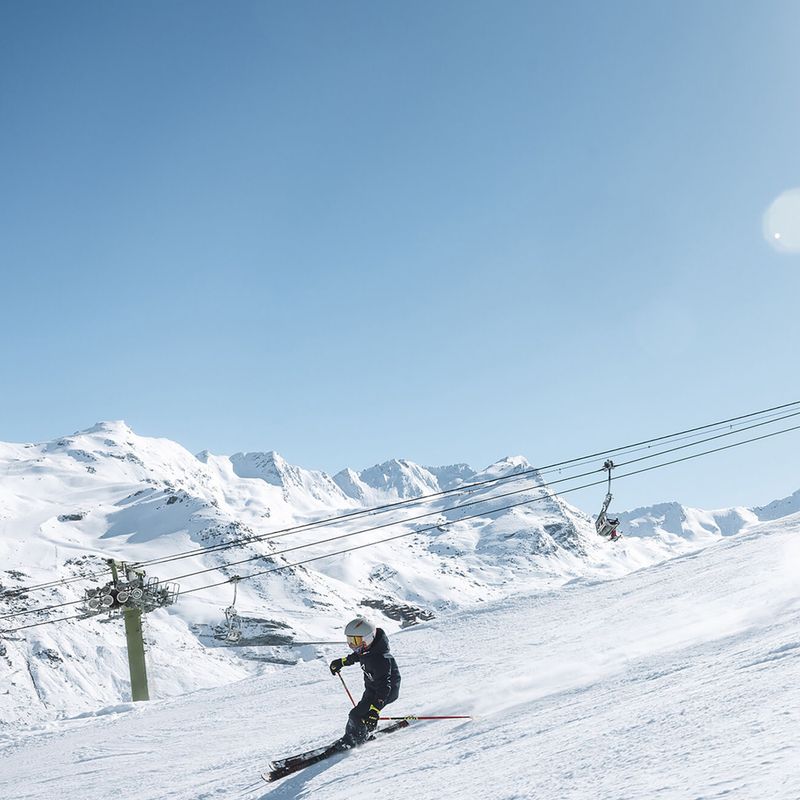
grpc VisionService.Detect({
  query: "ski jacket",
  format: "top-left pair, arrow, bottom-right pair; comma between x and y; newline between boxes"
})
352,628 -> 401,706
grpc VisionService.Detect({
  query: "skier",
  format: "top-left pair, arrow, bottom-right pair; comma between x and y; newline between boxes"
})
329,616 -> 401,749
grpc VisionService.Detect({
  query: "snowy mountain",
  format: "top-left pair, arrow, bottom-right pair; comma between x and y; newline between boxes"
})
228,451 -> 352,509
752,487 -> 800,521
617,487 -> 800,543
1,422 -> 798,735
3,507 -> 799,799
617,501 -> 756,543
333,459 -> 441,504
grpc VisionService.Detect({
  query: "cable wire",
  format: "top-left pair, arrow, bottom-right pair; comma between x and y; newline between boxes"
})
4,409 -> 800,622
5,400 -> 797,599
128,402 -> 800,570
0,597 -> 85,622
177,420 -> 800,596
2,612 -> 88,634
0,565 -> 115,600
4,419 -> 799,634
152,411 -> 800,585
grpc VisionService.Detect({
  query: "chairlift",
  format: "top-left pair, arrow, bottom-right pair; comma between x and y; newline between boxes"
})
219,577 -> 242,644
595,459 -> 622,542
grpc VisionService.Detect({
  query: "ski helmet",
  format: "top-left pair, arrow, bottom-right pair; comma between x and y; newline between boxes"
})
344,616 -> 376,652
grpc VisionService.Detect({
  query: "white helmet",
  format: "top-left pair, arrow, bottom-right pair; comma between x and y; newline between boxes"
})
344,616 -> 376,652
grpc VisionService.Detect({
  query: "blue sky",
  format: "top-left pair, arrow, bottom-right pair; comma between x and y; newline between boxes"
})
2,1 -> 799,511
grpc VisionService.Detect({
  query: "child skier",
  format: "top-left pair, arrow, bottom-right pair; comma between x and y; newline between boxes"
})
329,616 -> 401,748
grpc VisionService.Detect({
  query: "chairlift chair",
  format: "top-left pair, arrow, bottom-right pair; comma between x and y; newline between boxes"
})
596,460 -> 622,541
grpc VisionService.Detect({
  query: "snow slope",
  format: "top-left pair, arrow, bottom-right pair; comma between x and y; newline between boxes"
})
1,421 -> 798,734
2,512 -> 798,799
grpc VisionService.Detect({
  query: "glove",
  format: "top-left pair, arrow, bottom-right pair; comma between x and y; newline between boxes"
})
364,703 -> 382,731
329,654 -> 356,675
329,657 -> 346,675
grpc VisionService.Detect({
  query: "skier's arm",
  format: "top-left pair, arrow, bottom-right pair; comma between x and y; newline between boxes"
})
329,653 -> 358,675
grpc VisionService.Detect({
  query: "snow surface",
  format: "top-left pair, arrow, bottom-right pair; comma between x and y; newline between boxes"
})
2,422 -> 799,797
1,513 -> 798,799
2,421 -> 728,729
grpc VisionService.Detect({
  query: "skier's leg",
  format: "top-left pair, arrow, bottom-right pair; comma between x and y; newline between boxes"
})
341,695 -> 372,747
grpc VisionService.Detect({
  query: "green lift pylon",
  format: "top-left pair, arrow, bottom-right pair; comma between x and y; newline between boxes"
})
123,605 -> 150,702
108,560 -> 149,702
84,560 -> 179,704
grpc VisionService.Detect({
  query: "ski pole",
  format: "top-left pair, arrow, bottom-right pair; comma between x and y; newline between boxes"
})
379,715 -> 472,721
338,672 -> 356,707
338,670 -> 468,720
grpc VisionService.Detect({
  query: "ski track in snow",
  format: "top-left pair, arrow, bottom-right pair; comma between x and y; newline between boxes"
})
2,517 -> 799,799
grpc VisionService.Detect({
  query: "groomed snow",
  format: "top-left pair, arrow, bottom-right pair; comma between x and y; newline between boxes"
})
2,513 -> 798,800
6,422 -> 751,729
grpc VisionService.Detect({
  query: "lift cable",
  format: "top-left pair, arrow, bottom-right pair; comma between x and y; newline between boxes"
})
3,411 -> 799,623
0,597 -> 86,621
3,419 -> 799,635
173,420 -> 800,597
125,402 -> 800,570
5,400 -> 797,600
3,611 -> 89,634
146,413 -> 800,586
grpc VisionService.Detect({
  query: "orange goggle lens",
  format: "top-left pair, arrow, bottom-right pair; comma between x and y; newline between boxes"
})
347,635 -> 364,649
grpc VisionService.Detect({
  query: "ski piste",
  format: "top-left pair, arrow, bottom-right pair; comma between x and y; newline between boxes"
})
264,720 -> 410,782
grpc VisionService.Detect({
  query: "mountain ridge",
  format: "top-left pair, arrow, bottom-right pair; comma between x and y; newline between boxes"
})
1,420 -> 797,729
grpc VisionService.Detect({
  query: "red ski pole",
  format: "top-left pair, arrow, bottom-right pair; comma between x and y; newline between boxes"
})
338,672 -> 356,707
339,672 -> 469,721
379,715 -> 472,721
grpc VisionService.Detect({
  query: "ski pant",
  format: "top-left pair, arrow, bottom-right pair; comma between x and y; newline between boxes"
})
342,686 -> 399,747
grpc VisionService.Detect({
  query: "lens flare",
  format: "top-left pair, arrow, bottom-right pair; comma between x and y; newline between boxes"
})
763,188 -> 800,253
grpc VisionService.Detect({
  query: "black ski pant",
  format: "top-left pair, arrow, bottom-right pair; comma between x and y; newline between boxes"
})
342,686 -> 399,747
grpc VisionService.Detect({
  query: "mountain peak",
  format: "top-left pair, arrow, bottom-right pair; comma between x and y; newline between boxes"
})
229,451 -> 292,486
357,458 -> 440,499
227,450 -> 350,508
425,463 -> 477,491
495,455 -> 532,470
477,455 -> 536,480
77,420 -> 134,437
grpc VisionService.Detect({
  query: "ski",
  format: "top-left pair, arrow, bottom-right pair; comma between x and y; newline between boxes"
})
270,743 -> 337,773
264,720 -> 410,783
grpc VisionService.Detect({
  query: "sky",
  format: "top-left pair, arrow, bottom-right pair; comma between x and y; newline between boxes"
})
1,0 -> 799,512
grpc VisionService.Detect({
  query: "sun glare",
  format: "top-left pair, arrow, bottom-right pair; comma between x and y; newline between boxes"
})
763,188 -> 800,253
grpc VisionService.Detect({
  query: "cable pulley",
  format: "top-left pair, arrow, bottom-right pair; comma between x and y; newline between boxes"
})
82,562 -> 179,617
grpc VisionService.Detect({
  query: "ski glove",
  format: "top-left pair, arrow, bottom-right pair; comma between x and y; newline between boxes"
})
364,704 -> 381,731
329,654 -> 356,675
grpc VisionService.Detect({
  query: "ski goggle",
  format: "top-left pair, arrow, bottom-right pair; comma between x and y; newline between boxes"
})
347,635 -> 364,650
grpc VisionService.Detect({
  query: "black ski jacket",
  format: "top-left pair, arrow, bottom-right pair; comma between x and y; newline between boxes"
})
352,628 -> 401,706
